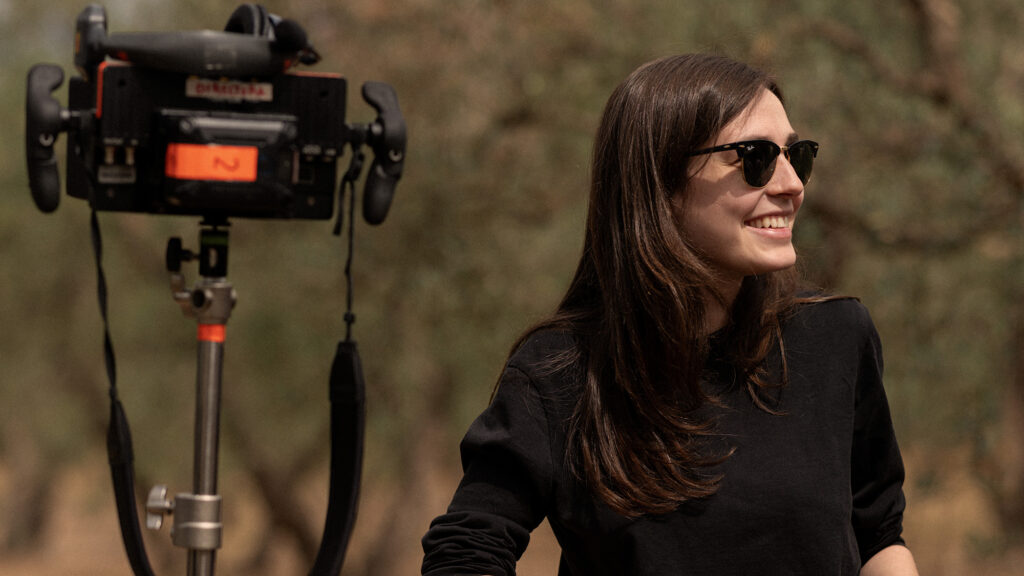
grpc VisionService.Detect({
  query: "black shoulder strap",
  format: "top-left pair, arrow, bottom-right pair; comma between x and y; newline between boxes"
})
311,164 -> 366,575
92,210 -> 157,576
309,340 -> 365,576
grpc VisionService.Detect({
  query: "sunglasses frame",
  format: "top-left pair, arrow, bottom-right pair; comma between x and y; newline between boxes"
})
688,139 -> 819,188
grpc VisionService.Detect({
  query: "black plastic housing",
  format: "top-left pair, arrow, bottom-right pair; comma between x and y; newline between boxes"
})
67,63 -> 347,219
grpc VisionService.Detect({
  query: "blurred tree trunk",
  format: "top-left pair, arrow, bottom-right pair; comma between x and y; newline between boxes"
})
356,296 -> 458,576
0,419 -> 51,553
357,372 -> 453,576
223,396 -> 325,570
1003,285 -> 1024,529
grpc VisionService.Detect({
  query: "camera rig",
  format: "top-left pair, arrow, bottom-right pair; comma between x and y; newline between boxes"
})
24,4 -> 406,576
26,3 -> 405,224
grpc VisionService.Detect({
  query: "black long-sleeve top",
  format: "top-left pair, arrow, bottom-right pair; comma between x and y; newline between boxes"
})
422,298 -> 908,575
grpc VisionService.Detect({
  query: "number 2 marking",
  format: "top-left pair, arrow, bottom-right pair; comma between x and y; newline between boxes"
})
213,156 -> 241,173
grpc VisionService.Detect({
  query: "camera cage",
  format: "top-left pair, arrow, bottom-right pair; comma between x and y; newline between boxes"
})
26,2 -> 406,225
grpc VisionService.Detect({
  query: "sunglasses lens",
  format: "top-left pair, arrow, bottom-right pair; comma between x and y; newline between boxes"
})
740,142 -> 778,187
788,141 -> 818,185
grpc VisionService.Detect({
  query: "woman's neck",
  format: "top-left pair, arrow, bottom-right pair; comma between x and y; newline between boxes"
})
703,277 -> 744,335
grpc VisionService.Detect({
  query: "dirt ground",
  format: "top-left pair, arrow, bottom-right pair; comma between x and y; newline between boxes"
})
2,445 -> 1022,575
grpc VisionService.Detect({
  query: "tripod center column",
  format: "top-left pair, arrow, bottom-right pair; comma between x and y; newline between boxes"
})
187,224 -> 237,576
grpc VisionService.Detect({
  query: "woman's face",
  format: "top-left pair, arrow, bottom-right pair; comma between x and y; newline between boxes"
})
673,89 -> 806,287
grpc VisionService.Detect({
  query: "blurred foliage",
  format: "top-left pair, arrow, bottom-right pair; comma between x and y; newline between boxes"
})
1,0 -> 1021,574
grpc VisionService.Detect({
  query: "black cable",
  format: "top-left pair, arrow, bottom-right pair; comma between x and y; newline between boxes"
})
343,175 -> 357,342
335,148 -> 364,342
91,211 -> 117,394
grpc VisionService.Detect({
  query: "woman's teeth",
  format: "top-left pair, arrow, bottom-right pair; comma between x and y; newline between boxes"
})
747,215 -> 790,229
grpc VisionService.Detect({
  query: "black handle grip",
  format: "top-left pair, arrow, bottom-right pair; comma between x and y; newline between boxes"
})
25,64 -> 66,213
360,82 -> 406,225
362,161 -> 398,225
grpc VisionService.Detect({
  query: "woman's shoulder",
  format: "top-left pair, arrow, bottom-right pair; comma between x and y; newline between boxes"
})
506,327 -> 580,375
493,328 -> 582,417
785,293 -> 879,344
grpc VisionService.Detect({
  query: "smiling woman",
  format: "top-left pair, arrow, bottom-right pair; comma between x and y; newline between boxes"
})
677,89 -> 812,328
421,53 -> 918,576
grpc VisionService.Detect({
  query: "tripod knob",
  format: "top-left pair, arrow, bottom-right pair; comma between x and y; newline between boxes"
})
145,485 -> 174,531
166,237 -> 196,272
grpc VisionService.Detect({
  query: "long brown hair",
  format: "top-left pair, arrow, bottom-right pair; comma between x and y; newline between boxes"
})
515,54 -> 809,517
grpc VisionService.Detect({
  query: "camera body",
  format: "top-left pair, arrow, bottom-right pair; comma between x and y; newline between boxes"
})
27,4 -> 405,223
67,63 -> 346,219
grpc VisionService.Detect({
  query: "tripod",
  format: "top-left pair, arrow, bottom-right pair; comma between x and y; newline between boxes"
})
146,218 -> 236,576
27,7 -> 405,569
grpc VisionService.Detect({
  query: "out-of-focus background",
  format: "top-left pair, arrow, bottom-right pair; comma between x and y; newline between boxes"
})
1,0 -> 1021,574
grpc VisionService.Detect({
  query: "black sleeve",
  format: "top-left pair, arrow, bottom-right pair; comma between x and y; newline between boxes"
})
849,307 -> 908,563
421,365 -> 554,576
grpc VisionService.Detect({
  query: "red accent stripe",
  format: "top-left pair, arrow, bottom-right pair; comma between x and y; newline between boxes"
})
96,61 -> 109,118
198,324 -> 226,343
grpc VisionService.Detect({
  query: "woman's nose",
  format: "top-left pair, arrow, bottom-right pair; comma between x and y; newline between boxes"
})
765,154 -> 804,195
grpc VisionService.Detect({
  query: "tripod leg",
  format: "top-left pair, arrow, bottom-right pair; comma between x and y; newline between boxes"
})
188,325 -> 226,576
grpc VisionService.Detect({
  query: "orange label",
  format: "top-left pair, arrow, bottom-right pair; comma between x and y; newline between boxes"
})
165,143 -> 258,182
197,324 -> 226,343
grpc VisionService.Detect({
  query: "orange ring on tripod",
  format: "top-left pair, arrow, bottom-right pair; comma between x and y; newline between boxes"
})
198,324 -> 226,343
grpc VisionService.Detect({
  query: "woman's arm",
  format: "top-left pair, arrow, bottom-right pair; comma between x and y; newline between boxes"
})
860,544 -> 919,576
421,364 -> 554,575
848,305 -> 913,570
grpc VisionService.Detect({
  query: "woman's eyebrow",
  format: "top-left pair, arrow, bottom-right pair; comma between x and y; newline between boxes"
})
733,131 -> 800,144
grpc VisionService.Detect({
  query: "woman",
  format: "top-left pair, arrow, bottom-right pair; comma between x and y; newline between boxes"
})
421,54 -> 918,575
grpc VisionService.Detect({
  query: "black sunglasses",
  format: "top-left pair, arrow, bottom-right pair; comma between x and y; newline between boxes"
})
688,139 -> 819,188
